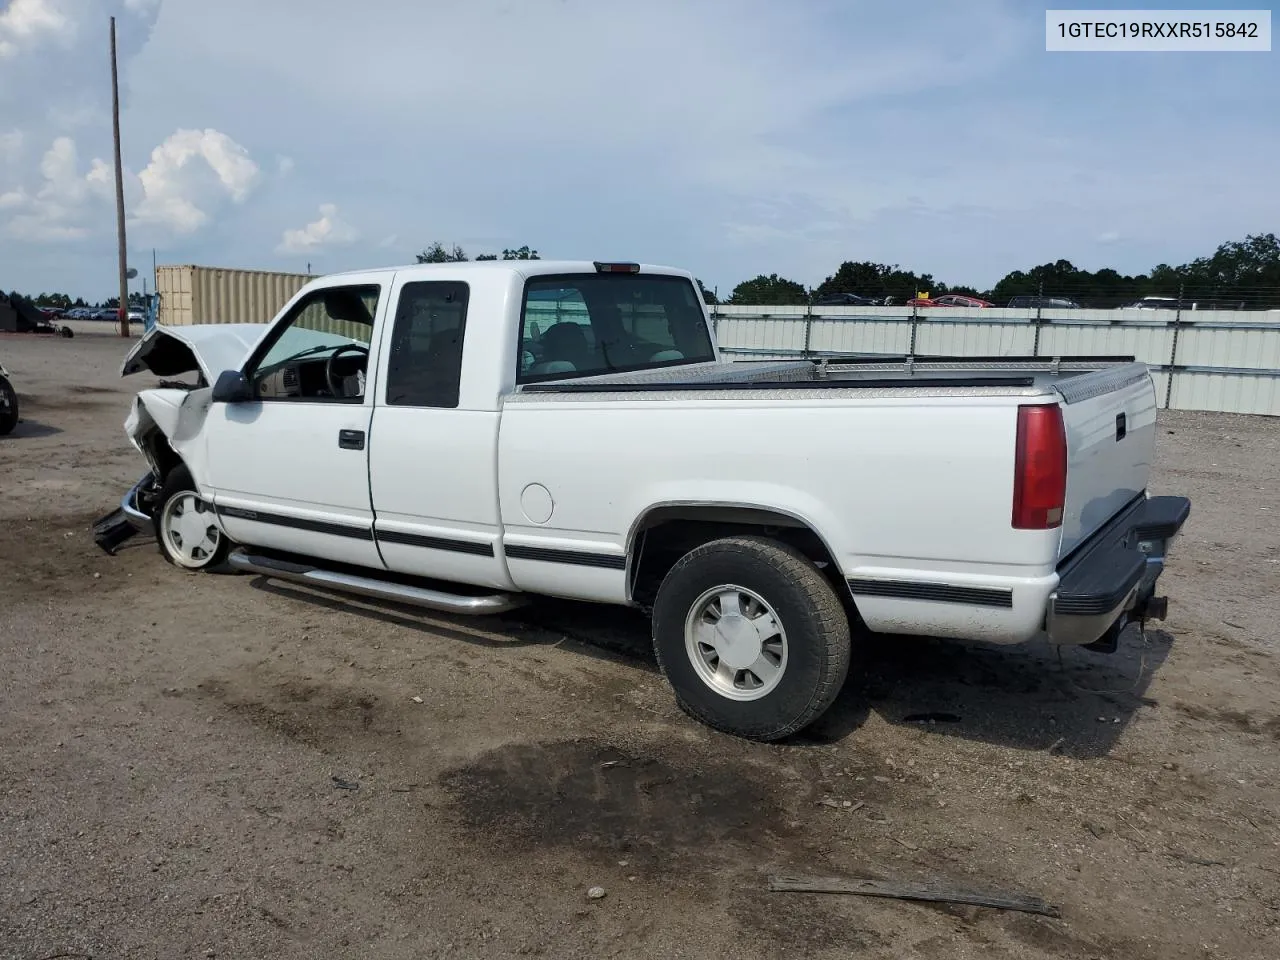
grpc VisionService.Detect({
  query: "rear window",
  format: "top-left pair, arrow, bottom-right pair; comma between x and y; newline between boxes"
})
517,273 -> 715,383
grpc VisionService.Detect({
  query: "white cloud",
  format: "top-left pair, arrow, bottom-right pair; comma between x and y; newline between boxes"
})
276,155 -> 294,175
124,0 -> 162,12
1,127 -> 259,242
377,233 -> 398,249
1,136 -> 94,241
1097,231 -> 1122,244
133,127 -> 260,232
277,203 -> 358,254
0,0 -> 70,58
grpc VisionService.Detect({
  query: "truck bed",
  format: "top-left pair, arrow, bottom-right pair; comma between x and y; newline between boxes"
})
512,355 -> 1147,402
511,354 -> 1158,563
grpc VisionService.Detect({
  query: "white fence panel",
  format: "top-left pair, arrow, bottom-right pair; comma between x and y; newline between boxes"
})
713,315 -> 808,354
708,305 -> 1280,416
1169,371 -> 1280,415
1037,320 -> 1173,366
809,317 -> 912,354
913,319 -> 1036,356
1176,323 -> 1280,369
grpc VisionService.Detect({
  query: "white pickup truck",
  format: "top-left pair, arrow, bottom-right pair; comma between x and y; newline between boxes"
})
96,259 -> 1190,741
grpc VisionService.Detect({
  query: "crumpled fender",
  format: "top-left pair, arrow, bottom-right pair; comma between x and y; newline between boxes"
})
126,386 -> 217,495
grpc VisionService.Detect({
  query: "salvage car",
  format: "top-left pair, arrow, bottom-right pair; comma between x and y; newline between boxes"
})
0,361 -> 17,435
96,260 -> 1191,741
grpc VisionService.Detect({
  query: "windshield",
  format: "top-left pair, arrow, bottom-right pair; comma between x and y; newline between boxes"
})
518,273 -> 715,382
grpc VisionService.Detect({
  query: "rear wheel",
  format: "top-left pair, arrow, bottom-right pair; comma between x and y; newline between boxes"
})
651,535 -> 852,741
155,465 -> 230,571
0,375 -> 17,436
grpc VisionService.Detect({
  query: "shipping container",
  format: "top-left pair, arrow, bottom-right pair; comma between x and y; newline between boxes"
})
155,265 -> 314,327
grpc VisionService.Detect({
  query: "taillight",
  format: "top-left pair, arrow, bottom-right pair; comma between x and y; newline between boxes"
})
1012,403 -> 1067,530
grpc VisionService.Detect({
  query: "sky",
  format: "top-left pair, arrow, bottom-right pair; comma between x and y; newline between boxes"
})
0,0 -> 1277,301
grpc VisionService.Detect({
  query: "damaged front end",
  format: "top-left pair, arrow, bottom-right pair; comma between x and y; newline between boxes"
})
93,321 -> 266,556
92,471 -> 161,554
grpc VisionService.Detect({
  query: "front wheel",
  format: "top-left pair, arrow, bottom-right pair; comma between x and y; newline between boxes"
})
155,465 -> 231,571
651,536 -> 852,741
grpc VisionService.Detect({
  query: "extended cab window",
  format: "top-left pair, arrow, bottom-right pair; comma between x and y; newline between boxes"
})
518,273 -> 715,382
247,284 -> 379,402
384,281 -> 469,408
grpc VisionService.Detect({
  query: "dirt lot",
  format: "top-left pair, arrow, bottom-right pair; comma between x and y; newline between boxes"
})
1,325 -> 1278,960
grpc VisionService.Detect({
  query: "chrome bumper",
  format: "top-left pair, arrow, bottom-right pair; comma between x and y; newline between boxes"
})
1046,495 -> 1191,647
121,471 -> 157,536
93,471 -> 158,555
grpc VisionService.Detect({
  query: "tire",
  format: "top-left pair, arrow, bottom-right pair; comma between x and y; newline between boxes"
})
0,376 -> 17,436
651,535 -> 852,741
154,465 -> 231,571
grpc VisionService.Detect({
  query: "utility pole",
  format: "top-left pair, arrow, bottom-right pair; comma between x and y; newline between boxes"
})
110,16 -> 130,337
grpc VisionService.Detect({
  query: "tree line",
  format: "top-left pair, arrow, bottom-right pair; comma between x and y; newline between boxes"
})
720,233 -> 1280,309
11,291 -> 148,311
21,232 -> 1279,314
416,242 -> 542,263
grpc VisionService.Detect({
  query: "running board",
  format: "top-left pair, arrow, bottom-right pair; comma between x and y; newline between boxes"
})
227,551 -> 525,615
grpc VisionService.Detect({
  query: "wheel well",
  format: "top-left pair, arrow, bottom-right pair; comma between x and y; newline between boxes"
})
628,506 -> 860,620
142,430 -> 184,484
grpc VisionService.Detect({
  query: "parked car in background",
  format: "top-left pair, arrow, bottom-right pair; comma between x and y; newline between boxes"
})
0,361 -> 18,435
1007,296 -> 1081,310
813,292 -> 883,307
92,308 -> 119,322
908,294 -> 993,308
66,308 -> 94,320
1126,296 -> 1182,312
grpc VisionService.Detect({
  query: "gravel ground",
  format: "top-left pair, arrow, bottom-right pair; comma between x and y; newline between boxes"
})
1,326 -> 1277,960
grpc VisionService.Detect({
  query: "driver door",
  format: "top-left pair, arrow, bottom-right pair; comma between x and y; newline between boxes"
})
204,275 -> 390,569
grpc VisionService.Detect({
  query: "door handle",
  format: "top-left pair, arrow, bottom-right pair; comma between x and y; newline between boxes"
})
338,429 -> 366,451
1115,412 -> 1127,441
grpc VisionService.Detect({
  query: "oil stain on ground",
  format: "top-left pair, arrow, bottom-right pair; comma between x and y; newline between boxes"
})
178,677 -> 382,750
438,738 -> 875,951
439,738 -> 794,873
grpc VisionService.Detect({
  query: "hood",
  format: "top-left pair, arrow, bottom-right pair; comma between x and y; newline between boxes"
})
121,323 -> 267,381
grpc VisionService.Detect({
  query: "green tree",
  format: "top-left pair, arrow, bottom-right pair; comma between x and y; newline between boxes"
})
696,278 -> 718,305
500,245 -> 540,260
35,292 -> 73,309
814,261 -> 938,304
728,274 -> 809,305
416,242 -> 469,263
1179,232 -> 1280,306
475,253 -> 498,261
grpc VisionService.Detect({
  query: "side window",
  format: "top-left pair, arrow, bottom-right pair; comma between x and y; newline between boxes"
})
384,281 -> 470,408
247,284 -> 379,402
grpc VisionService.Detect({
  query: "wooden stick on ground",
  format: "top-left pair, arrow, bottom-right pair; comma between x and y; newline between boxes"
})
768,874 -> 1061,918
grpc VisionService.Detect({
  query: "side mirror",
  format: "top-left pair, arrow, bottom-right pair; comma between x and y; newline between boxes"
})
211,370 -> 252,403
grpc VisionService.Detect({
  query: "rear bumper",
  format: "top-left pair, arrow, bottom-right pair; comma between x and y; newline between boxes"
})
1045,494 -> 1190,646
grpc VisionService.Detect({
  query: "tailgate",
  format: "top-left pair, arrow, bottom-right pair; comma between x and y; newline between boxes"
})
1055,365 -> 1158,558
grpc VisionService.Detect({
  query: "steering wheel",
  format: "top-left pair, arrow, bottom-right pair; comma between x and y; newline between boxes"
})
325,343 -> 370,397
